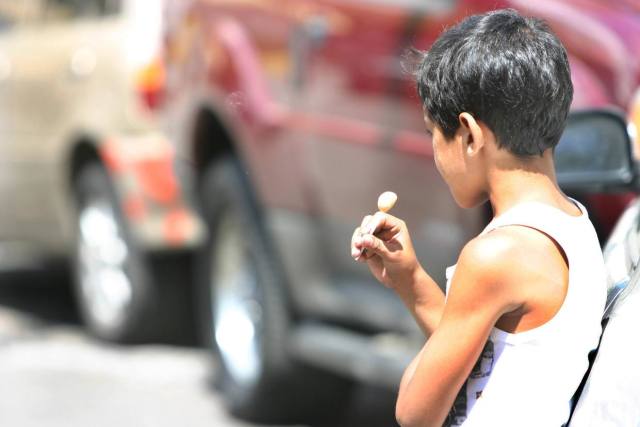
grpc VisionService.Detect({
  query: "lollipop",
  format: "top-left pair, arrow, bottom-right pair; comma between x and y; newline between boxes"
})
360,191 -> 397,257
377,191 -> 398,213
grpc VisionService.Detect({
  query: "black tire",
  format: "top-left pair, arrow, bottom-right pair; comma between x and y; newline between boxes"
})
71,162 -> 196,345
198,156 -> 352,423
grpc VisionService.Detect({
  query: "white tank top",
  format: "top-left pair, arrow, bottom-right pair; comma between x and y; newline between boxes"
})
444,199 -> 606,427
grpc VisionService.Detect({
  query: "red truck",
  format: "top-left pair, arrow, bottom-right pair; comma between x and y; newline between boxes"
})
160,0 -> 640,422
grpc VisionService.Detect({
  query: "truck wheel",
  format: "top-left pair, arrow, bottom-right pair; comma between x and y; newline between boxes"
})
198,157 -> 352,423
72,162 -> 194,344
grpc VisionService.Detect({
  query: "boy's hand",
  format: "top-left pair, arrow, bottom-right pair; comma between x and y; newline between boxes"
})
351,212 -> 421,289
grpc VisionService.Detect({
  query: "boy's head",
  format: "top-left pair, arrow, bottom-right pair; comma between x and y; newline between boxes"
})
415,9 -> 573,158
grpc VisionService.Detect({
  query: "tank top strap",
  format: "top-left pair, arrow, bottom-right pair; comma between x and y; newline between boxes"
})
480,198 -> 588,251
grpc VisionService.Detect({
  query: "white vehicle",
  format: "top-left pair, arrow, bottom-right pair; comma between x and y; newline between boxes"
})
0,0 -> 203,343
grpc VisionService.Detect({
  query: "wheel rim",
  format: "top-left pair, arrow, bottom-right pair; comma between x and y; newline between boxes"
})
211,212 -> 263,388
77,197 -> 132,332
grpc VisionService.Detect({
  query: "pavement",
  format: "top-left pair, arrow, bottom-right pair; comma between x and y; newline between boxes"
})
0,270 -> 398,427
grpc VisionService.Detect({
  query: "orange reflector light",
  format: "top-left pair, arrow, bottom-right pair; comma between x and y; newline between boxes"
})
135,57 -> 166,111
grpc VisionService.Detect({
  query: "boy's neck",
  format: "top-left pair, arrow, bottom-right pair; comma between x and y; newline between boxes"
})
486,150 -> 567,217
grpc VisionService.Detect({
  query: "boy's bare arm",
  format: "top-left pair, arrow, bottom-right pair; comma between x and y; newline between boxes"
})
395,236 -> 523,427
351,213 -> 565,426
395,265 -> 445,337
352,211 -> 445,336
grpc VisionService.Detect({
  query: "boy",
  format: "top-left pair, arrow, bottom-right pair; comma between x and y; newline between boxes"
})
350,9 -> 606,427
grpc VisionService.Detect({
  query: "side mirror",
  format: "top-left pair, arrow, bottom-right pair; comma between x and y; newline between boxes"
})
555,109 -> 635,191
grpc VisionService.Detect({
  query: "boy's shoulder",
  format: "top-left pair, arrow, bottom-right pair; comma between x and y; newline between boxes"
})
461,224 -> 565,272
453,225 -> 568,307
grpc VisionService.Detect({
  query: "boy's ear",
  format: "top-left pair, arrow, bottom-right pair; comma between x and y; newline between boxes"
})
458,112 -> 484,156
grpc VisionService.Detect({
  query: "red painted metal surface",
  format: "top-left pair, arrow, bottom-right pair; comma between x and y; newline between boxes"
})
163,0 -> 640,235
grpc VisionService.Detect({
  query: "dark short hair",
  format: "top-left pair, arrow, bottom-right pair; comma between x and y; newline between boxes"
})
415,9 -> 573,157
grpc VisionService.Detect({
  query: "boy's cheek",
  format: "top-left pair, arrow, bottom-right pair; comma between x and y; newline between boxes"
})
433,154 -> 444,178
433,149 -> 449,180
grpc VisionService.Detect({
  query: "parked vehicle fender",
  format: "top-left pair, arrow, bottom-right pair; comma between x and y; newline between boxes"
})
165,12 -> 284,131
167,84 -> 246,178
163,10 -> 286,186
568,55 -> 612,109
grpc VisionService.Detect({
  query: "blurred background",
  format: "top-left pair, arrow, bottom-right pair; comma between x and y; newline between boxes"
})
0,0 -> 639,426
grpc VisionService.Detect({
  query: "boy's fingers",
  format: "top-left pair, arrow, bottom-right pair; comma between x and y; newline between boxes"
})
365,211 -> 404,236
359,233 -> 390,258
353,212 -> 405,262
352,227 -> 384,262
360,215 -> 372,230
351,227 -> 363,259
373,227 -> 401,242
